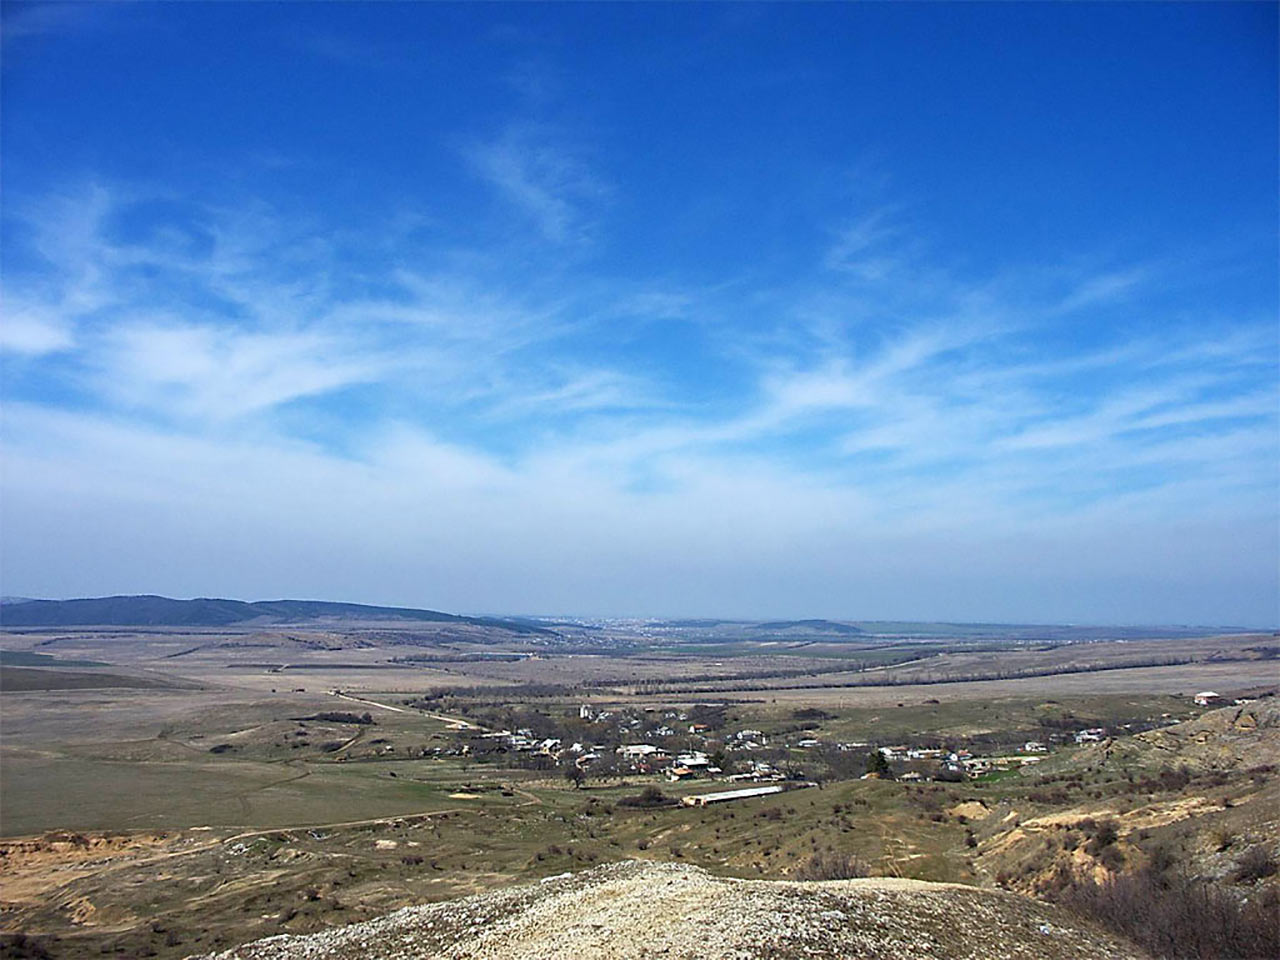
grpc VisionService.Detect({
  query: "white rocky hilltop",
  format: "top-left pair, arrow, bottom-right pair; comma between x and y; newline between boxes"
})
196,860 -> 1145,960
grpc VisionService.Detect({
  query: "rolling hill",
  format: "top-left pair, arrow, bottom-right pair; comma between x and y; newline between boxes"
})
0,595 -> 553,634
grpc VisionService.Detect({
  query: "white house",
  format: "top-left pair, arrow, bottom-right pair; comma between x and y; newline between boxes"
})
675,751 -> 711,768
617,744 -> 663,759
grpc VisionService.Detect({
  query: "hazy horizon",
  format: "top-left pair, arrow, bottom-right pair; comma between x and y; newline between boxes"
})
2,592 -> 1274,632
2,4 -> 1276,626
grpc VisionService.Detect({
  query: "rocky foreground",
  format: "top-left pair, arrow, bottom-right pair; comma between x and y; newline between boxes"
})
196,860 -> 1145,960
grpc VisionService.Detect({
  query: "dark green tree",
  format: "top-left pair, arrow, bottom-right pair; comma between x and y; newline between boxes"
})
865,751 -> 892,778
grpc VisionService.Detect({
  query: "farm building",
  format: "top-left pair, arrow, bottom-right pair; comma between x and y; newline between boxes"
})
680,783 -> 808,808
680,785 -> 786,807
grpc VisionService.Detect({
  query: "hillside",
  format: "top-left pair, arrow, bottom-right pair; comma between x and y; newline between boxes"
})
1049,697 -> 1280,776
201,860 -> 1144,960
968,698 -> 1280,917
0,596 -> 552,634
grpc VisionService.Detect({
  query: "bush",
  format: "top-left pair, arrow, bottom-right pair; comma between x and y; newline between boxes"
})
792,708 -> 834,721
1232,846 -> 1278,884
1097,843 -> 1126,871
795,852 -> 870,881
1055,866 -> 1280,959
0,934 -> 55,959
619,786 -> 672,808
1084,819 -> 1120,855
302,712 -> 376,725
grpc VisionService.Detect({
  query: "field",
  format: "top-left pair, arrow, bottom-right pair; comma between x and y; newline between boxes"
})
1,619 -> 1276,958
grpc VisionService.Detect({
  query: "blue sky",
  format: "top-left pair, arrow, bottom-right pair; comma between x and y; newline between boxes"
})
2,2 -> 1276,625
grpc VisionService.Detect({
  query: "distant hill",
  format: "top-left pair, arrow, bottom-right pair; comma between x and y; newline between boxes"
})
749,619 -> 866,635
0,595 -> 554,634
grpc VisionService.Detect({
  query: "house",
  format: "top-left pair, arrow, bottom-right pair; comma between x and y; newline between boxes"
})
1023,741 -> 1048,753
1194,691 -> 1224,707
907,748 -> 945,760
675,751 -> 711,769
1074,728 -> 1107,744
579,704 -> 594,720
797,739 -> 821,749
728,760 -> 780,782
617,744 -> 665,759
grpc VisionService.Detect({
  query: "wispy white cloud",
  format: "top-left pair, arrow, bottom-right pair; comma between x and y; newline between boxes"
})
1,181 -> 1274,622
0,300 -> 74,355
465,124 -> 607,243
93,322 -> 387,420
1056,266 -> 1148,313
823,208 -> 907,280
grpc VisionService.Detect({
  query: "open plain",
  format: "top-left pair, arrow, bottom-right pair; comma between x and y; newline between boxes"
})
1,610 -> 1277,958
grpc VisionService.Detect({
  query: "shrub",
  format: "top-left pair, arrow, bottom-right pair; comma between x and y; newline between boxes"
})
1056,866 -> 1280,959
0,934 -> 54,959
619,786 -> 673,808
795,852 -> 870,881
1097,844 -> 1126,871
301,712 -> 375,725
1232,845 -> 1278,884
1085,819 -> 1120,855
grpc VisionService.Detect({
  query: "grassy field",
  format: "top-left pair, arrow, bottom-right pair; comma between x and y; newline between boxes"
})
0,667 -> 180,691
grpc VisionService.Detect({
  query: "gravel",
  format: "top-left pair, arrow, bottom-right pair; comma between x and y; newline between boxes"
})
194,860 -> 1148,960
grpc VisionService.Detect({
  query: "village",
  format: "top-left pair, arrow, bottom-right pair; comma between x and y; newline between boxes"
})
394,698 -> 1206,798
